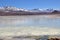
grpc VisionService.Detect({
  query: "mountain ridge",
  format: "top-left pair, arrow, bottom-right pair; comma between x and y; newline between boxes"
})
0,6 -> 60,16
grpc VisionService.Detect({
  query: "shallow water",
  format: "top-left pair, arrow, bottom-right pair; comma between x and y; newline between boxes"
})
0,15 -> 60,27
0,15 -> 60,36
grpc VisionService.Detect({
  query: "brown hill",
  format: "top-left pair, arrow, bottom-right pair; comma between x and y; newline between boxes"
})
0,10 -> 60,16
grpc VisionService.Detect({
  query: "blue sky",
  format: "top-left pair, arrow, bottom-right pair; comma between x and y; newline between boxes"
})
0,0 -> 60,9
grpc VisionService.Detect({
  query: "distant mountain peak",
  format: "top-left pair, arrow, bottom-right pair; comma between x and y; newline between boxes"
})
0,6 -> 29,12
0,6 -> 60,13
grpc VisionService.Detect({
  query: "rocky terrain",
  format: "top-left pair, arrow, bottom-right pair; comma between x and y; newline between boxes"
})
0,35 -> 60,40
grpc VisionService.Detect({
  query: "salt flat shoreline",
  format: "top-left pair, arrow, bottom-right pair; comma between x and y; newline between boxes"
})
0,15 -> 60,19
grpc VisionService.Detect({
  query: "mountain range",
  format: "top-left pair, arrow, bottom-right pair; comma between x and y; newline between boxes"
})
0,6 -> 60,16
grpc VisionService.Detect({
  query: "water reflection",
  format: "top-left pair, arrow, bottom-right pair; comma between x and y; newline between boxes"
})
0,16 -> 60,35
0,16 -> 60,27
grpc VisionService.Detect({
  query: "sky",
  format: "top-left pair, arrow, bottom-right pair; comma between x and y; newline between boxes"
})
0,0 -> 60,9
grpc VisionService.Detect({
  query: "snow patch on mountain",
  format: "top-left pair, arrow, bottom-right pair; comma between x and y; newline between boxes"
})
0,6 -> 59,13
